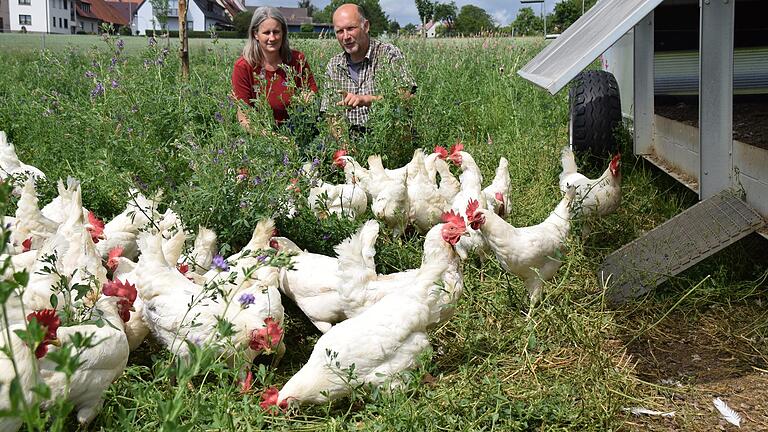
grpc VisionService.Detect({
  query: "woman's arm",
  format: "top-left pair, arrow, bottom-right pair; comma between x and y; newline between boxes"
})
232,58 -> 255,131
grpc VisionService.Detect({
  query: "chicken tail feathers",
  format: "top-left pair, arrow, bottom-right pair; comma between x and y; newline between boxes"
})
559,146 -> 578,184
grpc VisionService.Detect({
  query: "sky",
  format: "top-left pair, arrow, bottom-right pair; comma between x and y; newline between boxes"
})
244,0 -> 561,27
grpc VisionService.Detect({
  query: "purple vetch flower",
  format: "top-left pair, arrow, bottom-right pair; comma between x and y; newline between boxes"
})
238,292 -> 255,307
214,112 -> 223,123
212,157 -> 219,164
127,127 -> 133,133
90,82 -> 105,98
162,47 -> 169,56
251,176 -> 262,185
85,70 -> 95,78
131,105 -> 138,113
217,149 -> 224,155
322,233 -> 331,241
282,154 -> 289,166
311,157 -> 320,168
148,37 -> 157,47
111,79 -> 119,89
256,255 -> 267,263
111,57 -> 118,66
156,58 -> 164,66
91,60 -> 99,68
212,254 -> 229,271
117,39 -> 124,49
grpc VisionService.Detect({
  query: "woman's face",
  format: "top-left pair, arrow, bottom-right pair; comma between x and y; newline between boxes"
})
256,18 -> 283,57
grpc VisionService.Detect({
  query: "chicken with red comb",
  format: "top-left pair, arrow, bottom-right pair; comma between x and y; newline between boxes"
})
87,211 -> 105,244
332,149 -> 348,168
440,210 -> 467,246
447,141 -> 464,166
249,317 -> 283,354
259,387 -> 288,411
26,309 -> 61,358
102,278 -> 138,322
434,145 -> 448,159
106,246 -> 124,273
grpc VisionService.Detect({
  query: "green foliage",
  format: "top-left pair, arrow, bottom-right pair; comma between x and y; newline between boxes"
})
454,4 -> 495,35
300,23 -> 314,33
313,0 -> 390,36
512,6 -> 543,36
433,1 -> 457,31
232,11 -> 253,37
148,0 -> 170,31
549,0 -> 597,33
298,0 -> 317,17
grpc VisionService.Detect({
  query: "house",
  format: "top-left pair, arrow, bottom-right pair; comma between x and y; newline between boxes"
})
134,0 -> 230,34
420,20 -> 444,38
75,0 -> 129,33
7,0 -> 72,32
243,5 -> 331,33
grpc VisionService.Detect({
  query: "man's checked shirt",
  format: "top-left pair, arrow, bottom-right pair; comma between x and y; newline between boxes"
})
321,38 -> 416,127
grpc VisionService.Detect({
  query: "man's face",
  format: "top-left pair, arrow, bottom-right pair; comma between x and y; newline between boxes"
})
333,8 -> 370,60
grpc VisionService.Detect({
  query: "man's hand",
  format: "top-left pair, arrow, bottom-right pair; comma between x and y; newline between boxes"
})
337,91 -> 382,108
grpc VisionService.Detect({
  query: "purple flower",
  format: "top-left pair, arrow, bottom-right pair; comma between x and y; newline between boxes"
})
91,60 -> 99,68
111,79 -> 119,89
282,154 -> 289,166
212,254 -> 229,271
117,39 -> 124,49
239,201 -> 248,208
90,82 -> 105,98
131,105 -> 138,113
238,292 -> 255,307
127,127 -> 133,133
212,157 -> 219,164
214,112 -> 223,123
256,255 -> 267,263
148,37 -> 157,47
85,70 -> 95,78
217,149 -> 224,155
143,59 -> 152,68
111,57 -> 118,66
322,233 -> 331,241
251,176 -> 262,185
311,157 -> 320,168
156,58 -> 164,66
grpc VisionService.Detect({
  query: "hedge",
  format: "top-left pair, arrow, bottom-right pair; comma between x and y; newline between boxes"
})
144,30 -> 321,39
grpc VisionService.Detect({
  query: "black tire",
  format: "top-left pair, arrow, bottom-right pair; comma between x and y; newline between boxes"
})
569,70 -> 622,160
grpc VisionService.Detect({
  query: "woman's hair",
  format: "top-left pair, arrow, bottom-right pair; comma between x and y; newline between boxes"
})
242,6 -> 292,66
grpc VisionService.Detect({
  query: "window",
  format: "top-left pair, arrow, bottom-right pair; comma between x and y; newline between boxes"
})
18,0 -> 30,5
82,3 -> 90,12
207,1 -> 213,11
79,21 -> 83,29
59,17 -> 62,27
19,14 -> 31,25
63,18 -> 67,27
63,0 -> 66,9
52,17 -> 56,27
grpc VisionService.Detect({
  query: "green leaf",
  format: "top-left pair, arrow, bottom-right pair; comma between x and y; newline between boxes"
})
12,270 -> 29,287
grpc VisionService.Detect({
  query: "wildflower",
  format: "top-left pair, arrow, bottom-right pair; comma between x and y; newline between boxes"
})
85,70 -> 95,78
148,36 -> 156,47
43,108 -> 53,117
127,127 -> 133,134
240,370 -> 254,394
212,157 -> 219,164
238,292 -> 255,307
131,105 -> 138,113
282,154 -> 289,166
92,60 -> 99,68
111,57 -> 118,66
311,157 -> 320,168
116,39 -> 124,49
256,255 -> 267,263
111,79 -> 119,89
162,47 -> 169,56
214,112 -> 224,123
239,201 -> 248,208
252,176 -> 262,185
212,254 -> 229,271
322,233 -> 331,241
236,167 -> 248,182
143,59 -> 152,68
217,149 -> 224,155
90,82 -> 105,98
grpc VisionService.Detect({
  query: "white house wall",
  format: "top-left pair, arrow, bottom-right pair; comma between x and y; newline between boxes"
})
48,0 -> 72,33
9,0 -> 47,32
136,0 -> 206,34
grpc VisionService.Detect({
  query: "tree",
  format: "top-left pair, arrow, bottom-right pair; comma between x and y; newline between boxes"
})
403,23 -> 417,35
149,0 -> 170,32
549,0 -> 597,33
233,11 -> 253,37
454,4 -> 494,35
312,0 -> 389,36
511,6 -> 543,36
414,0 -> 433,37
433,1 -> 457,31
388,19 -> 400,34
298,0 -> 316,17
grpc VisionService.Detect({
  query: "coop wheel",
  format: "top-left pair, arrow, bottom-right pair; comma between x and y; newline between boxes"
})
568,70 -> 622,159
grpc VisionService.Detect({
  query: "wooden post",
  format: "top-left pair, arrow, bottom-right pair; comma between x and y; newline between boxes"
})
178,0 -> 189,79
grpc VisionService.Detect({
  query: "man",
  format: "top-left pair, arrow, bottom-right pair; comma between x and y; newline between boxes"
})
322,3 -> 416,133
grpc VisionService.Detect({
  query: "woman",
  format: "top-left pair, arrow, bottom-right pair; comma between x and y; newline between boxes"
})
232,6 -> 318,131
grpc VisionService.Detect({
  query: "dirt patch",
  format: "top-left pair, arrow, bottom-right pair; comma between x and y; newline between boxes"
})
622,308 -> 768,431
654,96 -> 768,150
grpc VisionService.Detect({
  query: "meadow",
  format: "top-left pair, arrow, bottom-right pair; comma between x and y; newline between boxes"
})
0,32 -> 766,431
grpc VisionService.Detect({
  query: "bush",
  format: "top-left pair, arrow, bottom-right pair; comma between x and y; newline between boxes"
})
300,23 -> 314,33
119,26 -> 132,36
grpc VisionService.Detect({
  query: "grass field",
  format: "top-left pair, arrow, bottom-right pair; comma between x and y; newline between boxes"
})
0,33 -> 766,431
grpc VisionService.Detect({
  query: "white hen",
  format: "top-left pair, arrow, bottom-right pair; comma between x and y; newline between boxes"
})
0,131 -> 46,183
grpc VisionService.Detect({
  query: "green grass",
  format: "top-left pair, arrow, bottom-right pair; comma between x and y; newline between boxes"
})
1,34 -> 766,431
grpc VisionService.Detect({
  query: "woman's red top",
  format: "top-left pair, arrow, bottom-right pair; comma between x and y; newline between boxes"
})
231,50 -> 318,123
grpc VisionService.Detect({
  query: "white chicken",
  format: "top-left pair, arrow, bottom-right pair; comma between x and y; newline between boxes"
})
10,177 -> 58,253
465,187 -> 575,306
406,149 -> 449,233
432,156 -> 461,203
274,220 -> 380,333
261,253 -> 453,408
559,147 -> 622,238
446,142 -> 488,260
179,226 -> 217,274
40,178 -> 91,225
94,189 -> 161,260
136,227 -> 285,365
0,309 -> 60,432
0,131 -> 46,183
481,157 -> 512,218
370,174 -> 409,238
305,163 -> 368,220
333,150 -> 372,196
39,281 -> 135,425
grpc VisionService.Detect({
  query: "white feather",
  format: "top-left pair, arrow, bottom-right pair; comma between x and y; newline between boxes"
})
713,397 -> 742,427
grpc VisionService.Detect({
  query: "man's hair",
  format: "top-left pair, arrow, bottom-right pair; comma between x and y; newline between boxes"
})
242,6 -> 292,67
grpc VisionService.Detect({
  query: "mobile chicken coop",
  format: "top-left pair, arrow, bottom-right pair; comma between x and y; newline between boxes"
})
518,0 -> 768,303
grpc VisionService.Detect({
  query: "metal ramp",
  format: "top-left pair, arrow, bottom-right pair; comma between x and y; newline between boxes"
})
600,190 -> 765,304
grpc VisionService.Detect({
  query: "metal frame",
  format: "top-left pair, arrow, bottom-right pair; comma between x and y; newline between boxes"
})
633,12 -> 655,155
698,0 -> 735,199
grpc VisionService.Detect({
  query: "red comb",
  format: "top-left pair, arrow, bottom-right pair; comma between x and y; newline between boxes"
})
441,209 -> 465,227
88,211 -> 105,243
333,149 -> 348,161
259,386 -> 288,411
466,199 -> 480,218
495,192 -> 504,202
108,246 -> 124,261
434,146 -> 448,159
102,278 -> 138,304
22,237 -> 32,252
27,309 -> 60,337
449,141 -> 464,156
177,263 -> 189,275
